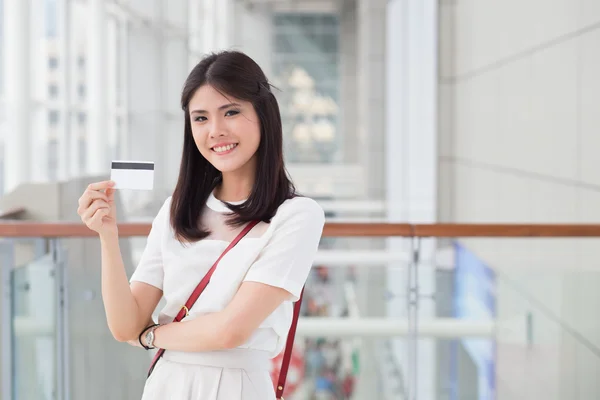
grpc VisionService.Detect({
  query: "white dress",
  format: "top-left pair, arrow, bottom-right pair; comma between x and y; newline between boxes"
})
130,191 -> 325,400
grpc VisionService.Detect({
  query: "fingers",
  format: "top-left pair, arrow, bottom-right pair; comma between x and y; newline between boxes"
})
77,181 -> 118,231
81,199 -> 110,223
78,189 -> 109,212
87,180 -> 115,191
88,208 -> 110,227
78,180 -> 115,214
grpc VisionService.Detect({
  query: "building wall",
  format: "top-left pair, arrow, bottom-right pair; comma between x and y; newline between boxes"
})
439,1 -> 600,398
233,2 -> 273,78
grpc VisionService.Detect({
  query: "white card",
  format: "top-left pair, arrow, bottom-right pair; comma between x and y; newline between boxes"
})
110,160 -> 154,190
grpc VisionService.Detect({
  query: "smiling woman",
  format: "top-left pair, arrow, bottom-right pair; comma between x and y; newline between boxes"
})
172,51 -> 295,243
76,50 -> 325,400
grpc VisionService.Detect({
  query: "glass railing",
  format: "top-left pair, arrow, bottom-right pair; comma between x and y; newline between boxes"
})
1,238 -> 63,400
431,236 -> 600,400
12,251 -> 58,400
2,222 -> 600,400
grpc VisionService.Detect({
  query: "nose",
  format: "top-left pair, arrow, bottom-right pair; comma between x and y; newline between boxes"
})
209,117 -> 228,138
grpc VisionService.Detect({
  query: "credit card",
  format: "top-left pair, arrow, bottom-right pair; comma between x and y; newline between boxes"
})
110,161 -> 154,190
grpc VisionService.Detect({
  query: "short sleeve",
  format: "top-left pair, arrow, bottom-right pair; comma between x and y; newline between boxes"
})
243,197 -> 325,301
129,197 -> 171,290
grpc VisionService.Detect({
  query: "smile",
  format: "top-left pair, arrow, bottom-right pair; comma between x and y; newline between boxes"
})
211,143 -> 238,154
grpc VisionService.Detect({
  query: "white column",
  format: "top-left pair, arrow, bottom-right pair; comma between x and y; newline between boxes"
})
155,0 -> 167,193
127,2 -> 161,197
118,14 -> 130,161
188,0 -> 202,68
225,0 -> 236,51
202,0 -> 216,52
86,0 -> 108,175
163,0 -> 188,190
386,0 -> 439,399
57,0 -> 71,180
215,0 -> 233,50
31,0 -> 49,182
68,2 -> 83,177
107,17 -> 118,159
3,0 -> 31,193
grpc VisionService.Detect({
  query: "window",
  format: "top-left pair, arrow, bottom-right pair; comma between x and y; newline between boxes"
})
48,57 -> 58,69
48,110 -> 59,125
48,84 -> 58,97
78,84 -> 85,99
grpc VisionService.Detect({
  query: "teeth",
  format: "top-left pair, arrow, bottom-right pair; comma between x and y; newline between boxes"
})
213,144 -> 237,153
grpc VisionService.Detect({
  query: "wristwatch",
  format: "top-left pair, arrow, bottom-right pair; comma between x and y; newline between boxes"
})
144,325 -> 160,349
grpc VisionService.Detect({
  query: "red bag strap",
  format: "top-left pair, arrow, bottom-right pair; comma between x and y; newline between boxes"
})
276,287 -> 304,399
147,220 -> 259,377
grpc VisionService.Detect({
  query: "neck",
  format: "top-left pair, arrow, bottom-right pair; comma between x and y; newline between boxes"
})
216,169 -> 255,202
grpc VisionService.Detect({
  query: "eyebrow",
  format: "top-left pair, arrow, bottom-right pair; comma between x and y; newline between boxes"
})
190,103 -> 241,114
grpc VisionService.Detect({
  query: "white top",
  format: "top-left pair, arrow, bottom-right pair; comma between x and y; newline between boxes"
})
130,191 -> 325,358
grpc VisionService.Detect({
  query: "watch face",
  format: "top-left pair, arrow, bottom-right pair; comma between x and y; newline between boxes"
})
145,330 -> 153,347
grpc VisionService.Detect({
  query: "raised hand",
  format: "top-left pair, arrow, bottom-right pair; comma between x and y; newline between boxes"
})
77,180 -> 118,237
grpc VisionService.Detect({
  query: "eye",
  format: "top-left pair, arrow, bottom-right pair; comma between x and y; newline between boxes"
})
225,109 -> 240,117
193,115 -> 207,122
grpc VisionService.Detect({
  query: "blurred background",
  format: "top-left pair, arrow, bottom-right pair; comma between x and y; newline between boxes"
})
2,0 -> 600,399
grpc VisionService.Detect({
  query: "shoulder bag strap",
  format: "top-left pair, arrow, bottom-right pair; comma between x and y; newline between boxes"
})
147,220 -> 260,377
275,287 -> 304,400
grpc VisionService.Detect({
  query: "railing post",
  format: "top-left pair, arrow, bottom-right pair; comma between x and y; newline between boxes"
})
51,238 -> 70,400
0,240 -> 14,400
406,236 -> 421,400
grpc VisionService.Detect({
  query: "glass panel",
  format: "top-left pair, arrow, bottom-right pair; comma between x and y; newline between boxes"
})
6,232 -> 598,400
11,252 -> 57,400
278,336 -> 399,400
273,236 -> 407,399
431,238 -> 600,400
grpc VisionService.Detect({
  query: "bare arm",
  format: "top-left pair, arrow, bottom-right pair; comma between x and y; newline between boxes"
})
148,282 -> 291,352
78,180 -> 162,342
100,234 -> 162,342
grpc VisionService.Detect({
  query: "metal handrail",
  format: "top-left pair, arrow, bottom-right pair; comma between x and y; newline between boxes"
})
3,221 -> 600,237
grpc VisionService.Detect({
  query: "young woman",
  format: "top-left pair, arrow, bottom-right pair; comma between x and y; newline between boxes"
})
77,50 -> 325,399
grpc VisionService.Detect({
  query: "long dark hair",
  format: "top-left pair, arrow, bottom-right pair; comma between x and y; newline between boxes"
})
170,50 -> 296,242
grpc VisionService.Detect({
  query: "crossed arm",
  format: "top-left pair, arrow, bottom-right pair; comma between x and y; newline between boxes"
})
130,280 -> 292,351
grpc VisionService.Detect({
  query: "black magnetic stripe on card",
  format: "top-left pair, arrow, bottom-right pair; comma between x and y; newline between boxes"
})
111,162 -> 155,170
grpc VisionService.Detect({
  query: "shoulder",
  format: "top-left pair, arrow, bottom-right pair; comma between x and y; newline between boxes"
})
151,196 -> 173,226
278,195 -> 323,218
158,196 -> 173,216
270,196 -> 325,230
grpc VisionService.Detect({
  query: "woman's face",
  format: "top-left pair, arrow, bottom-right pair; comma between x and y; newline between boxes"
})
189,84 -> 261,175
